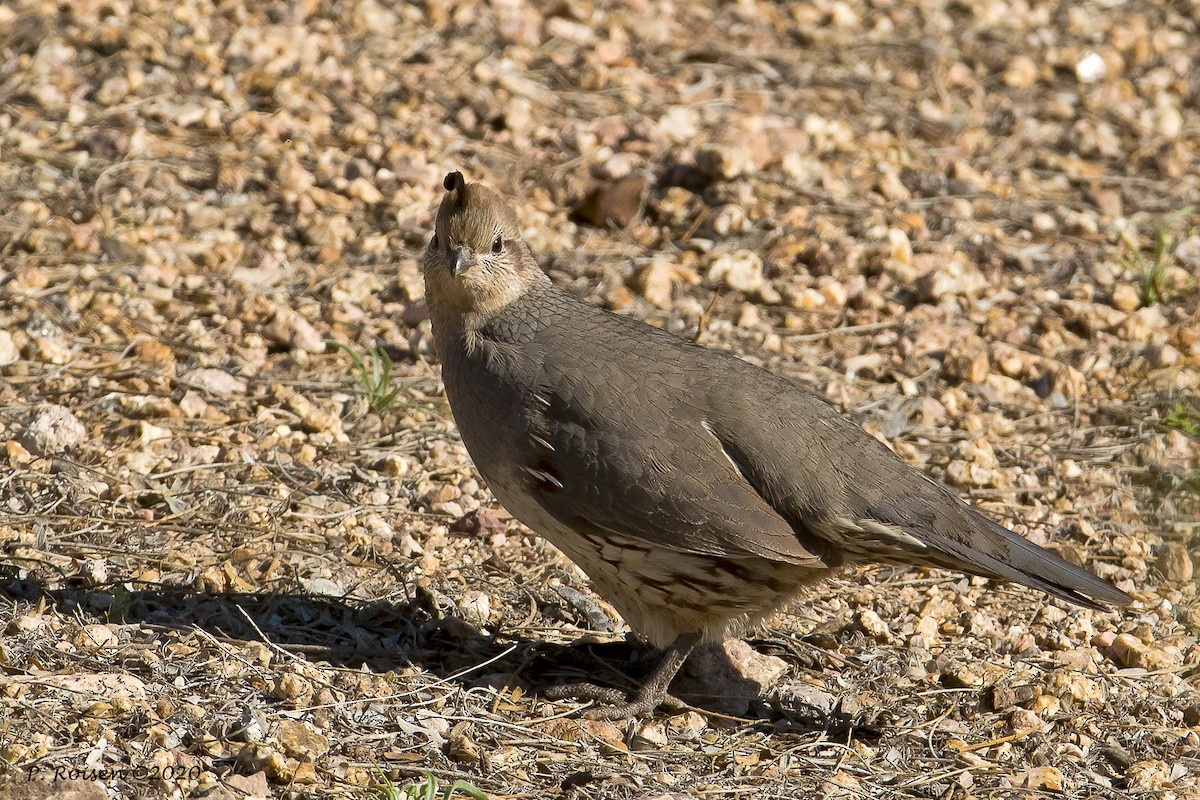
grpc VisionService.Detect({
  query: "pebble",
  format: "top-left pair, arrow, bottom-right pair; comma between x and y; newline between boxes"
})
1076,51 -> 1107,83
695,144 -> 753,181
1147,343 -> 1179,368
272,671 -> 314,706
73,624 -> 118,651
1022,766 -> 1063,791
573,173 -> 647,229
1111,283 -> 1141,311
458,590 -> 492,626
1004,55 -> 1038,88
707,250 -> 764,294
0,330 -> 19,365
630,260 -> 678,308
263,308 -> 326,353
630,720 -> 668,751
276,719 -> 329,761
1125,759 -> 1172,790
854,608 -> 892,643
667,711 -> 708,740
1110,633 -> 1183,671
19,403 -> 87,455
914,258 -> 985,302
1156,544 -> 1193,582
785,286 -> 825,311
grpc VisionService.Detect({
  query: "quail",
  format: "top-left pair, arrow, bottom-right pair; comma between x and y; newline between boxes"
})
422,171 -> 1131,719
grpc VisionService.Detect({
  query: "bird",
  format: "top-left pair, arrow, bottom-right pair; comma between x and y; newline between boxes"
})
421,170 -> 1131,719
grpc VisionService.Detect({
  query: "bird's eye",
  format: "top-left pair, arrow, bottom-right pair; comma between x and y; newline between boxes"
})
491,235 -> 503,254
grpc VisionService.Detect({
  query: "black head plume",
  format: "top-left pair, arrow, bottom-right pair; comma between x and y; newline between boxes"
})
443,170 -> 466,206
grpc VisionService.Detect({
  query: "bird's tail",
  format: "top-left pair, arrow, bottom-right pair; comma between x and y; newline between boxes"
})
897,503 -> 1132,611
956,515 -> 1131,610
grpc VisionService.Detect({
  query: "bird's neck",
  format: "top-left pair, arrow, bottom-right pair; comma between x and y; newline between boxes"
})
428,260 -> 552,338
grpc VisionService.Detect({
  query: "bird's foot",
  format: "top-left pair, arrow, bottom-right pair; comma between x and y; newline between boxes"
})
544,681 -> 688,719
545,632 -> 699,719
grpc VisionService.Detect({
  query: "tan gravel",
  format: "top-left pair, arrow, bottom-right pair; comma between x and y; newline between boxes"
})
1,0 -> 1198,798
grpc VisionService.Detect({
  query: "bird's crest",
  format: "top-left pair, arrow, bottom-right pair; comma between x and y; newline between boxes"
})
443,170 -> 466,207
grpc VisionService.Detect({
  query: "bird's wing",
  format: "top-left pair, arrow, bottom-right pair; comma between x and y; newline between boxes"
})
513,309 -> 825,568
703,364 -> 1131,610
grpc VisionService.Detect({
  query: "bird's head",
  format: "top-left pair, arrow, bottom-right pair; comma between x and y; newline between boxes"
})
423,171 -> 546,318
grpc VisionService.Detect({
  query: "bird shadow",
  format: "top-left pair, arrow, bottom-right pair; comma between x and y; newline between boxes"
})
0,567 -> 881,737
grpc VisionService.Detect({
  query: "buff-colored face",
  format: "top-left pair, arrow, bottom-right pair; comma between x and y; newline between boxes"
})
423,171 -> 535,315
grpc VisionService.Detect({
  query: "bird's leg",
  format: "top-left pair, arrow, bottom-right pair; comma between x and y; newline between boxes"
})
546,633 -> 700,719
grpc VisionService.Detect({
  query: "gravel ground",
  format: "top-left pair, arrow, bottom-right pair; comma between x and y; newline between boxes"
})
1,0 -> 1198,798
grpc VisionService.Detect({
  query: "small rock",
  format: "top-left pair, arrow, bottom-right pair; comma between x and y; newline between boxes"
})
1110,634 -> 1145,668
1110,633 -> 1183,671
217,772 -> 270,799
666,710 -> 707,740
41,672 -> 148,701
184,368 -> 247,396
817,279 -> 848,307
73,624 -> 117,651
707,250 -> 764,294
788,683 -> 837,715
572,173 -> 648,229
1031,212 -> 1056,232
1126,759 -> 1171,790
1031,694 -> 1060,717
656,106 -> 699,143
887,228 -> 912,264
1004,55 -> 1038,88
178,391 -> 210,418
942,665 -> 983,689
914,259 -> 986,302
230,707 -> 268,743
6,438 -> 33,466
630,720 -> 668,751
283,392 -> 345,438
263,308 -> 325,353
347,176 -> 383,203
1111,283 -> 1141,311
677,638 -> 787,715
1175,235 -> 1200,269
1076,51 -> 1107,83
1157,544 -> 1193,582
854,609 -> 892,643
133,338 -> 176,374
272,671 -> 314,706
943,345 -> 989,384
695,144 -> 753,181
276,719 -> 329,761
989,682 -> 1038,710
19,404 -> 87,455
1147,343 -> 1179,368
300,577 -> 345,596
138,420 -> 172,448
630,260 -> 678,309
821,770 -> 861,798
0,330 -> 18,365
785,286 -> 825,311
1022,765 -> 1063,791
457,591 -> 491,626
736,302 -> 761,328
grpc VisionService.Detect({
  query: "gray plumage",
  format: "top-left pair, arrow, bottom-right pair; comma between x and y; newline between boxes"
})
422,172 -> 1130,716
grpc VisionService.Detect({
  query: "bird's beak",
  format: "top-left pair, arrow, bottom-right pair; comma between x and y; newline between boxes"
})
450,246 -> 474,276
